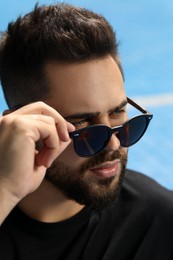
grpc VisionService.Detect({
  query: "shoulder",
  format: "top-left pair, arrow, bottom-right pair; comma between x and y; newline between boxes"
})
122,169 -> 173,216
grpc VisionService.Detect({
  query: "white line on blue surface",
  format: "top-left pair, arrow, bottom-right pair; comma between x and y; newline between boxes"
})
132,93 -> 173,107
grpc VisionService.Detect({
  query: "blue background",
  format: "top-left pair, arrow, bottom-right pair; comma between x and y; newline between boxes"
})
0,1 -> 173,189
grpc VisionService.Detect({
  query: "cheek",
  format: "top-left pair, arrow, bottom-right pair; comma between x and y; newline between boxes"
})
57,141 -> 87,167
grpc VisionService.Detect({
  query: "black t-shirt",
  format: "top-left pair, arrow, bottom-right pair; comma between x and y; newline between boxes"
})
0,169 -> 173,260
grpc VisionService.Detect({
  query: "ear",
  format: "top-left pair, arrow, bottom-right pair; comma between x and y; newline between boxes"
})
2,109 -> 12,116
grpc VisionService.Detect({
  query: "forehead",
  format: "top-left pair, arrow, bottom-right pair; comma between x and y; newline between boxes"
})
44,56 -> 126,117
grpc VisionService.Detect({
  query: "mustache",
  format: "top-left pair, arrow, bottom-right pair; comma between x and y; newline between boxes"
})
81,149 -> 127,172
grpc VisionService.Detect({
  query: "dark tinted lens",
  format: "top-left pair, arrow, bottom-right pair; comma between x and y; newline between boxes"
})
73,125 -> 109,156
120,116 -> 147,147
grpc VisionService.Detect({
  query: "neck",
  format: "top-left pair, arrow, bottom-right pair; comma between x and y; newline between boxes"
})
18,179 -> 85,223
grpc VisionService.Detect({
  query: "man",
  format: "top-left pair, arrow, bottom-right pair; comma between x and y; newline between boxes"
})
0,3 -> 172,260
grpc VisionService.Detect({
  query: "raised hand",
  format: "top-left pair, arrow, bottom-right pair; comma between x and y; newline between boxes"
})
0,102 -> 75,224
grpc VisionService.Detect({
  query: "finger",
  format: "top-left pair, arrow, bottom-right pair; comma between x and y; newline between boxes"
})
66,121 -> 76,132
11,102 -> 74,141
29,114 -> 75,141
35,139 -> 71,168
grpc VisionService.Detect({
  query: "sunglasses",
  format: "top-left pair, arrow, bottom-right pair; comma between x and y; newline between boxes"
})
69,97 -> 153,157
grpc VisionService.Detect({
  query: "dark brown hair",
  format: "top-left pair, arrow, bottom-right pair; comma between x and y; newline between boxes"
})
0,3 -> 123,108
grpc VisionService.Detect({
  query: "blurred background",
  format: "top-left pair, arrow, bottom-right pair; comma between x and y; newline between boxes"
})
0,0 -> 173,189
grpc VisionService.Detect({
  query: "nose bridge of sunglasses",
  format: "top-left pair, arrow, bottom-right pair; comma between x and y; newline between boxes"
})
110,125 -> 123,136
102,125 -> 120,151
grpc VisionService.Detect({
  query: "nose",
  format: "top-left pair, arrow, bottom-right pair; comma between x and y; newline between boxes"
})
104,133 -> 120,152
96,116 -> 120,152
95,116 -> 121,152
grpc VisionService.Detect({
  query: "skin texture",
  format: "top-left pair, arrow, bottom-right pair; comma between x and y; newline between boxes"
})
0,55 -> 128,223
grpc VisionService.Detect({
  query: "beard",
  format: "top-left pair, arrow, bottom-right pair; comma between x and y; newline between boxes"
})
46,149 -> 128,209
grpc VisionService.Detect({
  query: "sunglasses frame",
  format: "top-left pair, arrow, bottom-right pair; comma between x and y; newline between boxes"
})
69,97 -> 153,157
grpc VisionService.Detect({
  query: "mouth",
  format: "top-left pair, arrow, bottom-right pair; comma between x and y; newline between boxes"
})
89,159 -> 120,178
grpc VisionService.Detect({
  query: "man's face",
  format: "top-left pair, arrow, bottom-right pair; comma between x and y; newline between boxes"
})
44,55 -> 128,208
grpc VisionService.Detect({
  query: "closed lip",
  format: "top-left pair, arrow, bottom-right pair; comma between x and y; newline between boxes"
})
90,159 -> 120,178
90,159 -> 120,170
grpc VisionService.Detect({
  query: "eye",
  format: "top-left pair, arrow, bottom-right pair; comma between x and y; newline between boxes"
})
109,108 -> 126,119
71,119 -> 89,129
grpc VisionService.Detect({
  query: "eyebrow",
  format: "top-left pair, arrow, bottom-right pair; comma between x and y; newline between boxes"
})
64,99 -> 128,121
108,99 -> 128,114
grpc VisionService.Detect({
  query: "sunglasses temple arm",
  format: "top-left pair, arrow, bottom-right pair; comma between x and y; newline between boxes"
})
127,97 -> 152,115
